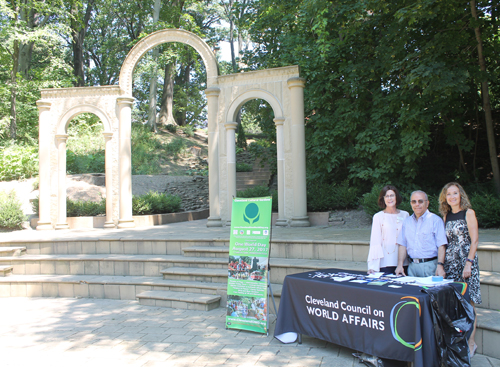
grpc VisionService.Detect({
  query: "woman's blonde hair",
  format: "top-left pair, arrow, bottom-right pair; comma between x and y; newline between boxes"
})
438,182 -> 472,217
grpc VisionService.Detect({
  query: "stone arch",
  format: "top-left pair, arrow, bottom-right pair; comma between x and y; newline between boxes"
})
119,28 -> 219,96
57,104 -> 112,134
225,89 -> 284,123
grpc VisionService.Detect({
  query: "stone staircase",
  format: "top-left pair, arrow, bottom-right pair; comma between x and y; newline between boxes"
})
236,155 -> 273,192
0,236 -> 499,359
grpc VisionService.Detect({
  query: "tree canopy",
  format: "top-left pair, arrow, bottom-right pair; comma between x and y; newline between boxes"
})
0,0 -> 498,194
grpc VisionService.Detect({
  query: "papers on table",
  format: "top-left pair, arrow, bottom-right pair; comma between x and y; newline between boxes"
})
395,276 -> 453,287
366,272 -> 385,279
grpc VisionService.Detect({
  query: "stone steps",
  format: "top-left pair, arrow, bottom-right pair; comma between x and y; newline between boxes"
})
0,265 -> 13,277
0,274 -> 282,310
182,246 -> 229,258
0,253 -> 369,284
476,308 -> 500,359
136,290 -> 221,311
161,267 -> 228,283
0,246 -> 26,257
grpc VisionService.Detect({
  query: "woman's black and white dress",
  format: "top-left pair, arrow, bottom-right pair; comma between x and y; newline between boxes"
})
444,210 -> 481,304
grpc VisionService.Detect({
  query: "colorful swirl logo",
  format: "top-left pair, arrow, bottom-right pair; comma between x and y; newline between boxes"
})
390,296 -> 422,351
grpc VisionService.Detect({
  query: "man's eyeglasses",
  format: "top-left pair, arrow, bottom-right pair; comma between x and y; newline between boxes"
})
411,199 -> 427,205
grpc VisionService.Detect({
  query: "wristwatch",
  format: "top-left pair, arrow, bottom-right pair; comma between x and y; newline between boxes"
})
466,258 -> 474,264
437,262 -> 444,266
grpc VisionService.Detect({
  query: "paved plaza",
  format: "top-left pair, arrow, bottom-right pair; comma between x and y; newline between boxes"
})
0,297 -> 498,367
2,221 -> 500,366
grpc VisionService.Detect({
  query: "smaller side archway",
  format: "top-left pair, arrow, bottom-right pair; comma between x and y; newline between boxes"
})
224,90 -> 286,223
217,66 -> 310,227
36,86 -> 120,230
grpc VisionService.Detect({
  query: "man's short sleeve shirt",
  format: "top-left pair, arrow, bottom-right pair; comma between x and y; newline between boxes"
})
397,210 -> 447,259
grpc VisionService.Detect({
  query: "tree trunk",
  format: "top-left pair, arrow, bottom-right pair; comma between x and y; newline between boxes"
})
71,0 -> 95,87
147,0 -> 161,132
10,40 -> 20,140
158,62 -> 177,126
471,0 -> 500,194
18,7 -> 34,78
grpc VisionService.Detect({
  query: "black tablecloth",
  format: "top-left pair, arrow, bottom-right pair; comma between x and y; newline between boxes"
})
274,269 -> 450,367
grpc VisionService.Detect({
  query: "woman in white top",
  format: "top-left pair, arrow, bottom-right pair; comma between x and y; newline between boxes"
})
367,185 -> 409,274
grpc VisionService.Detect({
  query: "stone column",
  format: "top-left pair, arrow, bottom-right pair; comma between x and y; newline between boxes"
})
117,97 -> 135,229
274,117 -> 287,226
225,122 -> 238,222
36,100 -> 53,230
55,134 -> 69,230
103,132 -> 115,229
287,77 -> 310,227
205,87 -> 222,227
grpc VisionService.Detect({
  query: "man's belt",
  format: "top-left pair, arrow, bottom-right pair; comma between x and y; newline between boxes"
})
409,256 -> 437,264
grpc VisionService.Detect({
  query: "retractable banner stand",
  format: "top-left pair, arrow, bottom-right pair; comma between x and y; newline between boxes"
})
226,196 -> 272,334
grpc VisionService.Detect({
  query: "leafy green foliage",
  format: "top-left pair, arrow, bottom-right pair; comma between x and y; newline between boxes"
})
0,143 -> 38,180
132,191 -> 181,215
470,193 -> 500,228
0,190 -> 26,230
67,198 -> 106,217
307,180 -> 360,212
236,163 -> 252,172
236,123 -> 247,149
244,0 -> 500,191
236,185 -> 270,198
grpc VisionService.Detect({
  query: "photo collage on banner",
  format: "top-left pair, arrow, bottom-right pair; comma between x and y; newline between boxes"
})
226,196 -> 272,334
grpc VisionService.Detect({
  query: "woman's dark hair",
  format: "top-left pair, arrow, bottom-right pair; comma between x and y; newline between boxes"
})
377,185 -> 402,209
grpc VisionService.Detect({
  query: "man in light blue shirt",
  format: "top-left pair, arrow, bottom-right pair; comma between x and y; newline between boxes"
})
395,190 -> 447,277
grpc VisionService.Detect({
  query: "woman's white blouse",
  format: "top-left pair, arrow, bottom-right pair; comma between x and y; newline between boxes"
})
367,210 -> 409,271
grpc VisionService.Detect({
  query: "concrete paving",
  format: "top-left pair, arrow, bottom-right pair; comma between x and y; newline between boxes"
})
0,297 -> 498,367
1,221 -> 500,366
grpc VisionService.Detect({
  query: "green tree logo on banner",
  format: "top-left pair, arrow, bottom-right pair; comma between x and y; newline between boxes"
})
244,203 -> 260,224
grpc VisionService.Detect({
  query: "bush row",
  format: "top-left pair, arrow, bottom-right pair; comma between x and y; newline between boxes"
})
32,191 -> 182,217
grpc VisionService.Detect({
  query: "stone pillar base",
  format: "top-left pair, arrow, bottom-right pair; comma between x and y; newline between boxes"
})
36,222 -> 53,231
275,219 -> 288,227
117,219 -> 135,229
290,216 -> 310,227
54,223 -> 70,230
206,217 -> 223,227
103,222 -> 116,229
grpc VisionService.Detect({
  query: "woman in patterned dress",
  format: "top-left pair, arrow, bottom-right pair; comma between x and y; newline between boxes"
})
367,185 -> 409,275
439,182 -> 481,358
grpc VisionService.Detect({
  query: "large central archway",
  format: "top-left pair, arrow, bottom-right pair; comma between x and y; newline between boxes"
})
115,29 -> 222,228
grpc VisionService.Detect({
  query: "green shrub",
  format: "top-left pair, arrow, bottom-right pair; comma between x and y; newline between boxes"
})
132,191 -> 181,215
67,198 -> 106,217
33,192 -> 182,217
470,192 -> 500,228
307,179 -> 360,212
164,137 -> 186,157
165,124 -> 177,133
0,190 -> 26,230
66,150 -> 105,174
236,163 -> 253,172
181,125 -> 195,137
0,144 -> 39,181
236,185 -> 270,198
